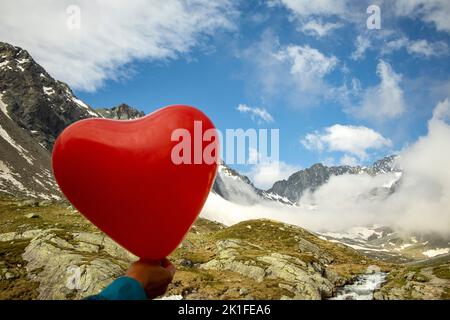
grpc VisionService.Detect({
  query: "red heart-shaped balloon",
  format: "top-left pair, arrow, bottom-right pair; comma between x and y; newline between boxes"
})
52,105 -> 218,259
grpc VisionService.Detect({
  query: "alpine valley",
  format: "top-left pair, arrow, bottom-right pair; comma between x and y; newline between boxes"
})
0,42 -> 449,300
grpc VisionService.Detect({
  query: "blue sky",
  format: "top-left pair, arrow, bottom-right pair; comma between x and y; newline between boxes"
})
2,0 -> 450,188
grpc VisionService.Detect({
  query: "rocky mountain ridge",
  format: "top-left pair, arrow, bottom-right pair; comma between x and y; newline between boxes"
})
269,155 -> 401,204
96,103 -> 145,120
213,156 -> 401,206
0,42 -> 99,150
0,42 -> 144,200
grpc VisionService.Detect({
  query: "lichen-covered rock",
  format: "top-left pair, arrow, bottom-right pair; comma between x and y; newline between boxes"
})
258,253 -> 334,299
20,230 -> 133,299
200,240 -> 267,282
0,228 -> 138,300
200,239 -> 334,299
374,264 -> 450,300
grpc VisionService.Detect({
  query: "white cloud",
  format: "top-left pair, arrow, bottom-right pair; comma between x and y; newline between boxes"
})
379,98 -> 450,235
351,35 -> 371,61
321,157 -> 337,167
383,37 -> 410,53
268,0 -> 359,37
242,33 -> 338,107
276,45 -> 338,90
302,124 -> 392,160
202,99 -> 450,236
245,148 -> 300,189
353,60 -> 406,121
340,154 -> 359,166
394,0 -> 450,34
300,19 -> 343,37
236,104 -> 274,124
0,0 -> 237,91
407,39 -> 448,57
247,160 -> 301,190
270,0 -> 348,18
384,37 -> 448,58
432,98 -> 450,123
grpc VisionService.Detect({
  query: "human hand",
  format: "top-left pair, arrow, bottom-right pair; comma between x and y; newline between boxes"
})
125,258 -> 176,299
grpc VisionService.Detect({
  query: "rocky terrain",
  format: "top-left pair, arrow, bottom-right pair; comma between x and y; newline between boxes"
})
1,195 -> 448,300
374,254 -> 450,300
0,194 -> 390,300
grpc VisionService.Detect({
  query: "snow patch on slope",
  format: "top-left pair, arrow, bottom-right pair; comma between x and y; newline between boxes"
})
71,96 -> 98,117
43,86 -> 55,96
0,160 -> 26,191
322,226 -> 384,241
423,248 -> 450,258
0,60 -> 9,68
16,58 -> 29,64
0,94 -> 12,120
0,123 -> 34,164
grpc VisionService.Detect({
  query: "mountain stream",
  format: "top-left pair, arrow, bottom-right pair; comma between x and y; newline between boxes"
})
330,272 -> 387,300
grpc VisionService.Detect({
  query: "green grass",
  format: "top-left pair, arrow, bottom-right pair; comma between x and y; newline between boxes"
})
213,219 -> 367,265
0,239 -> 39,299
441,288 -> 450,300
433,265 -> 450,280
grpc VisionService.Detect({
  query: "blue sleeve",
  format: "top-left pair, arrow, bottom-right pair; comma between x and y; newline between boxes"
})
85,276 -> 148,300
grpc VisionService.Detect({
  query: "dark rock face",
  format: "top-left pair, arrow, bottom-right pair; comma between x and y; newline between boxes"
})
365,155 -> 400,175
0,42 -> 100,151
0,42 -> 148,200
268,164 -> 359,203
0,105 -> 61,199
96,103 -> 145,120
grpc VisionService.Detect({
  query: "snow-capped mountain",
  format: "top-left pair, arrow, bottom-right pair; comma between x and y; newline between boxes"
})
211,160 -> 450,263
212,162 -> 294,205
0,42 -> 144,199
0,42 -> 101,199
0,42 -> 100,151
213,156 -> 401,207
319,225 -> 450,263
268,155 -> 401,204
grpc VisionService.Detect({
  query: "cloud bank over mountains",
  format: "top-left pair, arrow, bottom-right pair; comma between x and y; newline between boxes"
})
202,99 -> 450,236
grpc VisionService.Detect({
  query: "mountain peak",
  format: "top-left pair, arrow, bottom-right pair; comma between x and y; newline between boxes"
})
96,103 -> 145,120
0,42 -> 100,150
0,41 -> 28,56
0,42 -> 103,199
